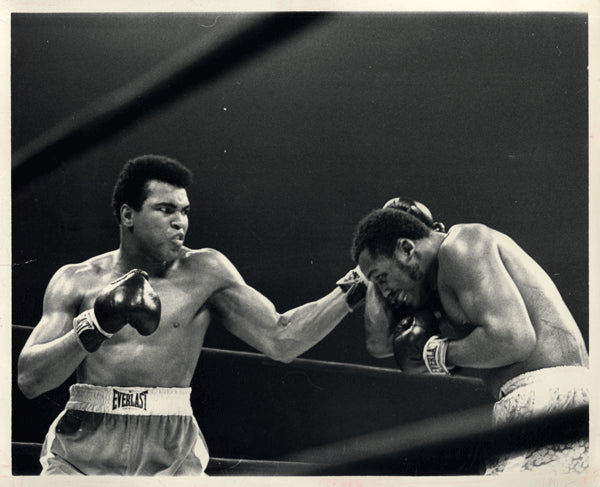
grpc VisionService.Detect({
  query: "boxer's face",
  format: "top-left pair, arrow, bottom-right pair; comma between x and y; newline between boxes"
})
358,247 -> 429,309
129,180 -> 190,262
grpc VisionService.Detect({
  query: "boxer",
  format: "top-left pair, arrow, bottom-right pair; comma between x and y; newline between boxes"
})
17,154 -> 365,476
351,205 -> 589,474
362,197 -> 458,367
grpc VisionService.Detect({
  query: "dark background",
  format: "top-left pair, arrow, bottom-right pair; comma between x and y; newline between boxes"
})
12,12 -> 589,366
10,11 -> 589,474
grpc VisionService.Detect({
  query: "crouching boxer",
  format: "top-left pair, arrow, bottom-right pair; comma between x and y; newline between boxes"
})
351,201 -> 589,474
361,197 -> 453,363
17,154 -> 366,476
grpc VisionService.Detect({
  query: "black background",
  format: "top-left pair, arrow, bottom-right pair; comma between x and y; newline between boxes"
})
12,11 -> 589,368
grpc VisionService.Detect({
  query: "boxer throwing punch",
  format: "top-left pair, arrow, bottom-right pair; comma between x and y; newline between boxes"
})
351,202 -> 589,474
17,154 -> 365,476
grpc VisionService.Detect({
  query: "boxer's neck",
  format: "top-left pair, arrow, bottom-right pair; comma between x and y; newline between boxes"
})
115,245 -> 175,277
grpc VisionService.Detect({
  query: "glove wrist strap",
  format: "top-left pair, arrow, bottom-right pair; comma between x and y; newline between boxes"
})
73,309 -> 112,352
423,335 -> 455,375
336,266 -> 367,312
344,281 -> 367,312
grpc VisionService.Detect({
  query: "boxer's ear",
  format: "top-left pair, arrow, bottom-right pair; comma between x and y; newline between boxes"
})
120,205 -> 134,228
395,238 -> 414,262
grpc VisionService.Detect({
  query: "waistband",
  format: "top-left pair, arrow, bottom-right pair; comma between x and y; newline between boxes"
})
498,366 -> 590,399
66,384 -> 194,416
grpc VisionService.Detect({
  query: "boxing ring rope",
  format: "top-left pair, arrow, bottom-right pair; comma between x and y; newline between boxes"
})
11,325 -> 588,476
10,12 -> 591,474
11,406 -> 589,476
11,441 -> 317,476
278,404 -> 588,475
12,12 -> 333,189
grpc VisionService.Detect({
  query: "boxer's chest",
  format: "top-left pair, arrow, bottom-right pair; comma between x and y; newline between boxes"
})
147,276 -> 212,333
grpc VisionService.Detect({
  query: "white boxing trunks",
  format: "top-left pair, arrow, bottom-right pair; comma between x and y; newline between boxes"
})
40,384 -> 210,476
485,366 -> 589,475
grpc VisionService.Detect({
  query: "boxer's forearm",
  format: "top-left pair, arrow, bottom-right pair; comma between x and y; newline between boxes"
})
364,283 -> 394,358
271,288 -> 351,362
364,284 -> 393,358
18,330 -> 88,398
445,324 -> 535,369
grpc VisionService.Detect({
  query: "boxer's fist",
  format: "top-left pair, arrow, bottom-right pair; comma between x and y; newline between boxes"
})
392,309 -> 439,373
95,269 -> 161,335
336,266 -> 367,312
73,269 -> 161,352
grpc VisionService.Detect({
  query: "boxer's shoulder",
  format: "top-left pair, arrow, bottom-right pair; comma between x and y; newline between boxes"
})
176,247 -> 228,269
444,223 -> 493,243
440,224 -> 496,260
173,247 -> 240,284
437,225 -> 500,290
51,251 -> 118,289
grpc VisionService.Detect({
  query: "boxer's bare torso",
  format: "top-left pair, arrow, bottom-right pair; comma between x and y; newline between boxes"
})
71,249 -> 220,388
20,236 -> 352,399
437,225 -> 588,397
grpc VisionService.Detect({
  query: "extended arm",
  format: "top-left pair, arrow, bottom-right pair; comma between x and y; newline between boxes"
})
208,251 -> 364,363
17,265 -> 89,398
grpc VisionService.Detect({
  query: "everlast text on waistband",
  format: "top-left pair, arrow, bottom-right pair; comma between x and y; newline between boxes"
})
112,389 -> 148,411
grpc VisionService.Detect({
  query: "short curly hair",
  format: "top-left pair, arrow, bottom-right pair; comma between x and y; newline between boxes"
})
111,154 -> 193,224
351,208 -> 431,262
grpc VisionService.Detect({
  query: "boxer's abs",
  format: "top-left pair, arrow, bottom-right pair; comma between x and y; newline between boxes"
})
76,311 -> 211,388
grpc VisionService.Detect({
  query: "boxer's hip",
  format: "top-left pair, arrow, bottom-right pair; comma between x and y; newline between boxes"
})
484,366 -> 589,475
41,383 -> 209,475
65,383 -> 195,415
493,365 -> 589,425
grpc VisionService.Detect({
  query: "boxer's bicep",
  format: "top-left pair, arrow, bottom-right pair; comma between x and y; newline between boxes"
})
207,250 -> 351,362
455,247 -> 533,346
203,249 -> 276,327
209,272 -> 281,353
25,265 -> 83,347
18,265 -> 91,398
205,252 -> 306,359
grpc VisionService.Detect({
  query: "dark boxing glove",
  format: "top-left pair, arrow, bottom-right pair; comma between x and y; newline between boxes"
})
392,308 -> 440,373
383,196 -> 445,232
73,269 -> 162,352
336,266 -> 367,312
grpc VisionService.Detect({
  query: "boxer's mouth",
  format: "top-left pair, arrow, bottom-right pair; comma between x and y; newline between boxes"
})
388,291 -> 408,307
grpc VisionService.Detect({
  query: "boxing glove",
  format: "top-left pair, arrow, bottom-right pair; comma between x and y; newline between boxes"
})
383,196 -> 446,232
73,269 -> 161,352
336,266 -> 367,312
392,308 -> 440,373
